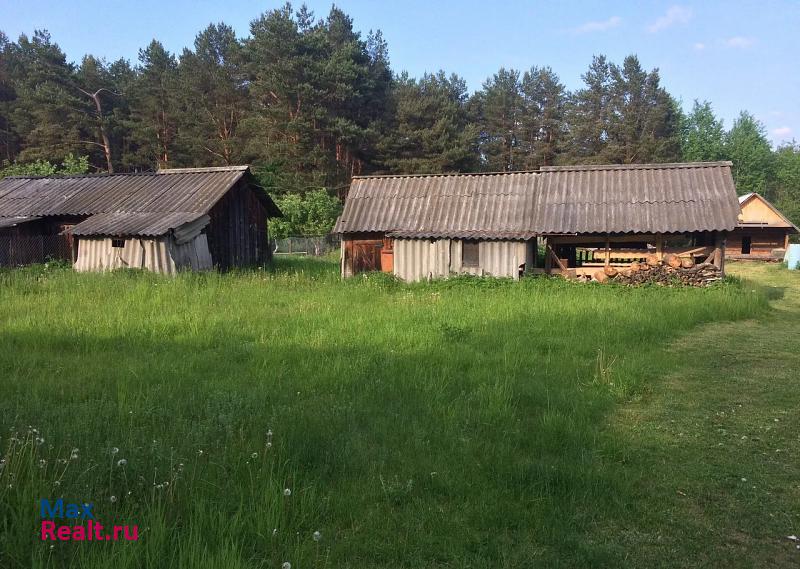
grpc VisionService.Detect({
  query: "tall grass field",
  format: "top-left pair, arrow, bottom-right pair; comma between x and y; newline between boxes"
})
0,257 -> 776,567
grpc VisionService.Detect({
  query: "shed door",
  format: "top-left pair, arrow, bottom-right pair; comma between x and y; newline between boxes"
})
741,236 -> 751,255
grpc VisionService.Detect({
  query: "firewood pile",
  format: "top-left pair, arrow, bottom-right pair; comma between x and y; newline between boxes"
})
592,254 -> 722,287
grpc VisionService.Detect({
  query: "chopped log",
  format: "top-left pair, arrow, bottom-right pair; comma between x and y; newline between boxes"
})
593,270 -> 608,283
603,266 -> 618,277
629,261 -> 641,273
681,257 -> 695,269
646,254 -> 660,266
665,253 -> 682,268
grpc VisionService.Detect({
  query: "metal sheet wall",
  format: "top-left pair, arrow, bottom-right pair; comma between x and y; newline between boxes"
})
393,238 -> 528,282
75,234 -> 212,274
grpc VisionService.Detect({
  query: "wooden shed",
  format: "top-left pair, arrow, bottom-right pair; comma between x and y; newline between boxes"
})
335,162 -> 740,283
726,193 -> 798,260
0,166 -> 281,273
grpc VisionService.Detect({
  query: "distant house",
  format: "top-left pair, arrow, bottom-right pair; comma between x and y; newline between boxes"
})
335,161 -> 740,281
727,193 -> 798,260
0,166 -> 281,273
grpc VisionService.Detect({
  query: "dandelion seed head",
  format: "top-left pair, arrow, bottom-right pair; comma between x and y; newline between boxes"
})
313,530 -> 322,542
111,447 -> 119,455
70,453 -> 78,460
283,488 -> 291,497
38,459 -> 47,468
117,459 -> 127,467
251,452 -> 258,459
282,562 -> 291,569
266,442 -> 272,449
110,495 -> 117,503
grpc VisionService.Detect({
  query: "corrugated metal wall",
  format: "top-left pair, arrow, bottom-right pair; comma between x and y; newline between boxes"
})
74,234 -> 212,274
393,238 -> 530,282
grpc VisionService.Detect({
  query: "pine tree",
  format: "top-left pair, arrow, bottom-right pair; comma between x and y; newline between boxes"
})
75,55 -> 124,172
519,66 -> 567,168
566,55 -> 612,163
681,100 -> 726,162
125,40 -> 179,169
725,111 -> 774,196
5,31 -> 84,164
176,23 -> 249,166
376,71 -> 477,173
473,68 -> 523,171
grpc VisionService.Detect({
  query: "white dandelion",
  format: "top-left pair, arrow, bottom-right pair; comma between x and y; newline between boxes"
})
283,488 -> 292,497
117,459 -> 127,467
111,447 -> 119,455
110,495 -> 117,503
282,562 -> 291,569
251,452 -> 258,459
313,530 -> 322,542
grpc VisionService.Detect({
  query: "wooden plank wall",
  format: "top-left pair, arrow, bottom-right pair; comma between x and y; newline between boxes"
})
207,181 -> 269,270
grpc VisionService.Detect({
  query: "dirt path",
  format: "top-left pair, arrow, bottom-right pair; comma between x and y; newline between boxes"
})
605,263 -> 800,568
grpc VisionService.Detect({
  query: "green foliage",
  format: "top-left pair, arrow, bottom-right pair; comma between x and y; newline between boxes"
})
773,142 -> 800,229
567,55 -> 682,164
0,153 -> 88,178
269,189 -> 341,238
726,111 -> 775,196
376,71 -> 478,173
682,100 -> 726,161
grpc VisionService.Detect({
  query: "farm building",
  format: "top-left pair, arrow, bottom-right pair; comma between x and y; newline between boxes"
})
0,166 -> 281,273
726,192 -> 798,260
335,161 -> 740,282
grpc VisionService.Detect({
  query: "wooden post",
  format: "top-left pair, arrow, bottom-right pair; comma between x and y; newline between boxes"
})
714,232 -> 726,274
656,234 -> 664,261
545,237 -> 553,274
604,235 -> 610,268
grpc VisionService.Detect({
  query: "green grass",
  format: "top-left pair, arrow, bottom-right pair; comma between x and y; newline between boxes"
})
0,257 -> 787,567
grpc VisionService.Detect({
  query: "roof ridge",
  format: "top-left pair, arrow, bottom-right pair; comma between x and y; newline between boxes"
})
352,170 -> 540,180
3,165 -> 250,180
539,161 -> 732,172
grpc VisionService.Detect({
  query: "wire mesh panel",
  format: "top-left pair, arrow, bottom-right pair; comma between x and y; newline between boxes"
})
0,235 -> 73,267
273,235 -> 340,256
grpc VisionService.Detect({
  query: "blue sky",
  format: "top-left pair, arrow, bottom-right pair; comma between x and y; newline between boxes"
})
2,0 -> 798,146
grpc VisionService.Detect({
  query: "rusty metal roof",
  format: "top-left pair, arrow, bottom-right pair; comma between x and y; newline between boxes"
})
70,212 -> 208,238
334,171 -> 539,239
0,166 -> 280,235
336,162 -> 740,237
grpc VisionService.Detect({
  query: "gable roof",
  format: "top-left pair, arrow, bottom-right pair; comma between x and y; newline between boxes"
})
737,192 -> 799,232
0,166 -> 281,237
334,161 -> 740,238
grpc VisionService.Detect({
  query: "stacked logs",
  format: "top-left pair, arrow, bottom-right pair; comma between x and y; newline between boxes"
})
592,254 -> 722,287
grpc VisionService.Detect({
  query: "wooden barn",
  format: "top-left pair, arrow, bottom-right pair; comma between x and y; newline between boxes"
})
0,166 -> 281,273
335,161 -> 740,283
726,192 -> 798,260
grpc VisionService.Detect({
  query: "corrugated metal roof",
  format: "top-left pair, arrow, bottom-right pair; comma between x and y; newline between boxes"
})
533,162 -> 739,233
70,212 -> 208,237
334,171 -> 539,239
336,162 -> 740,237
0,166 -> 281,235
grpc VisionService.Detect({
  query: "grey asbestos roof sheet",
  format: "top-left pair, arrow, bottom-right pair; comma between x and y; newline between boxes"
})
335,161 -> 740,237
0,166 -> 280,236
70,212 -> 208,238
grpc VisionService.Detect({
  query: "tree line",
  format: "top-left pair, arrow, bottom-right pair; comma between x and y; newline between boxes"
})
1,3 -> 798,233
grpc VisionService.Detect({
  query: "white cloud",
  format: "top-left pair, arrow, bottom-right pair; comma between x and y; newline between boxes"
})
574,16 -> 622,34
772,126 -> 793,138
725,36 -> 755,48
693,42 -> 706,51
648,5 -> 693,33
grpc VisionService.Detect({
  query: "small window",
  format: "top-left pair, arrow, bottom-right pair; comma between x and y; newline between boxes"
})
462,240 -> 480,267
741,236 -> 751,255
111,239 -> 125,249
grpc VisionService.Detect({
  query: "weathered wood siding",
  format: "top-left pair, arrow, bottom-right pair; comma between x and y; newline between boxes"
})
206,181 -> 269,270
726,228 -> 789,259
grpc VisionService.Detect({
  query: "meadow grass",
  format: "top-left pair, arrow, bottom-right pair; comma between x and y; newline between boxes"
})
0,257 -> 775,567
